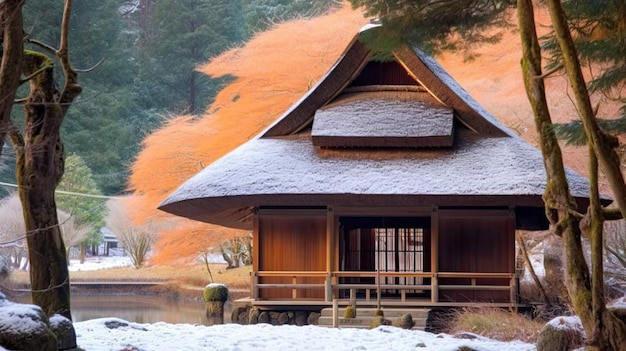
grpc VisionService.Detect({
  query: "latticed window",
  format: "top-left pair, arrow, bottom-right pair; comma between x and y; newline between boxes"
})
339,217 -> 430,297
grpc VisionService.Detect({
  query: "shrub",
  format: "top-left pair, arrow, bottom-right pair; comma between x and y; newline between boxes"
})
203,283 -> 229,302
343,305 -> 356,319
370,315 -> 390,328
448,307 -> 543,343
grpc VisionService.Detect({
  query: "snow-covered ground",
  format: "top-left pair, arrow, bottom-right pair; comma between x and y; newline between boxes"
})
74,318 -> 536,351
68,255 -> 133,272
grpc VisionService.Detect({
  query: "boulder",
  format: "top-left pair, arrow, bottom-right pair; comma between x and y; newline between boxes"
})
536,316 -> 586,351
307,312 -> 321,325
393,313 -> 415,330
49,314 -> 77,350
0,295 -> 57,351
294,311 -> 308,326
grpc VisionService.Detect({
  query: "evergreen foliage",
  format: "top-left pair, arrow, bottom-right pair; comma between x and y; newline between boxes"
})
243,0 -> 339,35
349,0 -> 514,60
139,0 -> 246,115
56,154 -> 106,248
543,1 -> 626,144
0,0 -> 339,196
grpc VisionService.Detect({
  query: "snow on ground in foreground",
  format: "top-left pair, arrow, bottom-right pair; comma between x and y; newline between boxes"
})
75,318 -> 536,351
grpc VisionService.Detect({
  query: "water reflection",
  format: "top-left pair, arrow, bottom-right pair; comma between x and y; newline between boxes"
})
16,294 -> 231,325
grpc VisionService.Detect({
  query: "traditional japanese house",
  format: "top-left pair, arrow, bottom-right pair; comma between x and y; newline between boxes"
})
159,25 -> 595,310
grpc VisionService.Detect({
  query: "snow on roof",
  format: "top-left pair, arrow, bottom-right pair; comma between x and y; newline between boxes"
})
160,130 -> 592,227
413,49 -> 517,138
312,91 -> 454,147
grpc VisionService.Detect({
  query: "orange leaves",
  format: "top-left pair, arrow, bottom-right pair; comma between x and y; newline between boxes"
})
127,5 -> 368,264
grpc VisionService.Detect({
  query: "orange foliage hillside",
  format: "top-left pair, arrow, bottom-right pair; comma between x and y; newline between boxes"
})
127,6 -> 368,264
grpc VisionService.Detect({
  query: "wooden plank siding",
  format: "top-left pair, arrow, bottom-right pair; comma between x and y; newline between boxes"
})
256,210 -> 327,299
437,209 -> 515,303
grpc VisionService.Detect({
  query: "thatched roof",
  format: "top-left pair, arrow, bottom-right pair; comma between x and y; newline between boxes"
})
311,90 -> 454,147
159,130 -> 593,229
158,24 -> 600,230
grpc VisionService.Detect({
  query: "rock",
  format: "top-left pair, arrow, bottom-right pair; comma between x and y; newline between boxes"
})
393,313 -> 415,330
269,311 -> 281,325
307,312 -> 321,325
258,311 -> 270,324
249,308 -> 260,324
295,311 -> 308,326
105,320 -> 129,329
536,316 -> 586,351
231,306 -> 248,325
0,301 -> 57,351
278,312 -> 290,325
49,314 -> 77,350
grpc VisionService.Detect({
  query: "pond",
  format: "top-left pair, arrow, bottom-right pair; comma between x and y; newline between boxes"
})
15,294 -> 232,325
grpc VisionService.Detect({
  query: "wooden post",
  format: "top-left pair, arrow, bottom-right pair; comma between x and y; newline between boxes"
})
326,207 -> 334,302
332,298 -> 339,328
251,272 -> 259,299
292,276 -> 297,299
325,273 -> 332,302
510,274 -> 518,311
431,207 -> 439,303
431,273 -> 438,303
376,270 -> 381,308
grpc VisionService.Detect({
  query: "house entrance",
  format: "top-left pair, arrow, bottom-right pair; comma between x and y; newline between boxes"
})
339,217 -> 431,298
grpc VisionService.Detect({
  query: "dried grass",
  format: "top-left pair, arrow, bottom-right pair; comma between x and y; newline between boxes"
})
6,263 -> 251,292
447,307 -> 544,343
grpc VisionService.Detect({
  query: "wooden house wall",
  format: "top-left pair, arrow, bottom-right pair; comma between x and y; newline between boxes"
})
437,210 -> 515,303
256,211 -> 327,299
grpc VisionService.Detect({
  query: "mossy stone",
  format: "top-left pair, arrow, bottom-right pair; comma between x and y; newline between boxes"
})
393,313 -> 415,330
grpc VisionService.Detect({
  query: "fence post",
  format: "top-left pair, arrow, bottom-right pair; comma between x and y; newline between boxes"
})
332,298 -> 339,328
431,273 -> 438,303
325,273 -> 332,302
251,272 -> 259,299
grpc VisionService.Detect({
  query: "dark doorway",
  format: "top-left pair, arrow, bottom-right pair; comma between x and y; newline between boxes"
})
339,217 -> 431,298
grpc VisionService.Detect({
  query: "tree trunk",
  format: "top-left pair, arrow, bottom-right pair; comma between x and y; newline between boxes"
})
518,0 -> 626,348
0,0 -> 24,157
545,0 -> 626,220
517,232 -> 551,304
12,52 -> 72,322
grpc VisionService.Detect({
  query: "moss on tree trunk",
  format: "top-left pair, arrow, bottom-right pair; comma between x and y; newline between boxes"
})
13,51 -> 72,321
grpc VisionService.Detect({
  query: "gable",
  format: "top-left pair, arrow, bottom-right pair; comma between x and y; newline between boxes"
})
261,25 -> 512,139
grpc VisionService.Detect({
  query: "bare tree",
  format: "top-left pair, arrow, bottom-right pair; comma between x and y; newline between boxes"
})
57,210 -> 90,261
0,194 -> 27,270
106,199 -> 156,268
